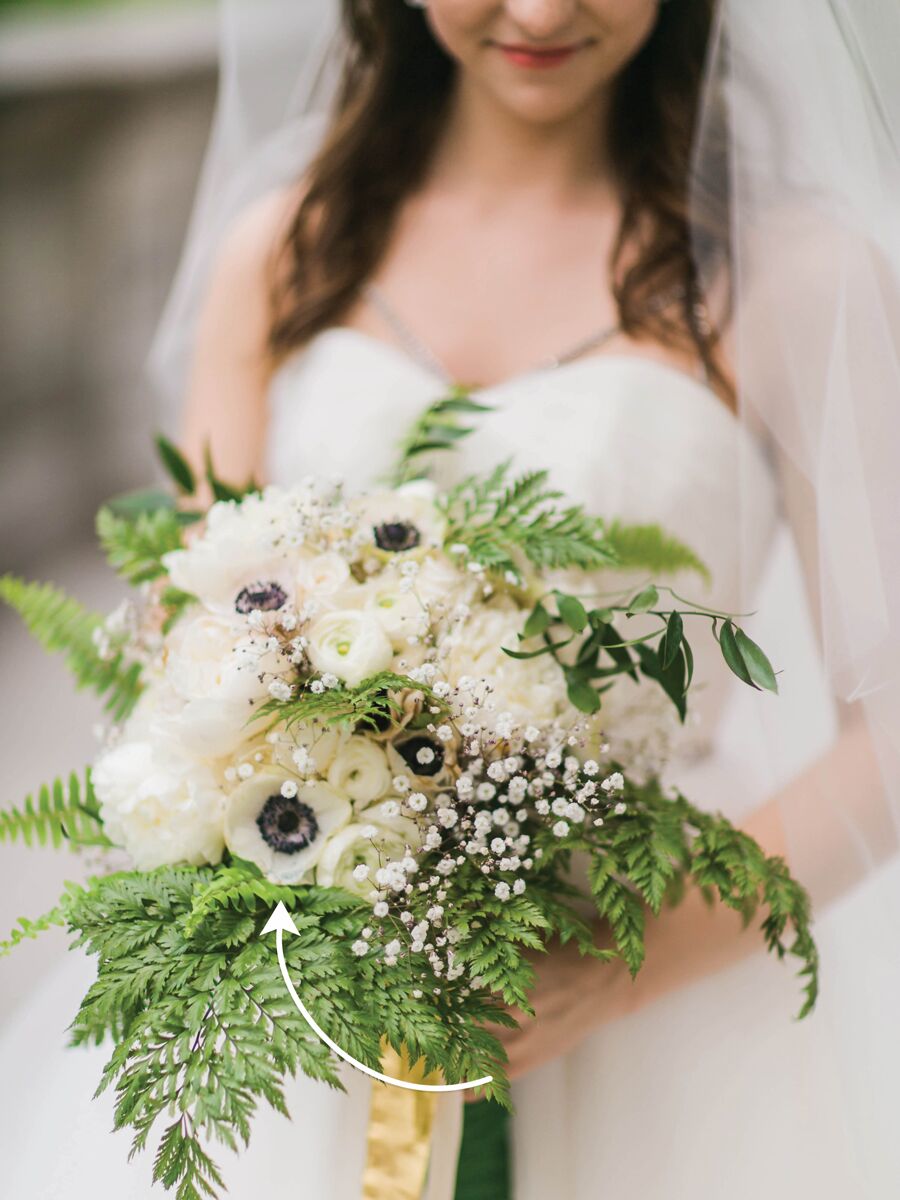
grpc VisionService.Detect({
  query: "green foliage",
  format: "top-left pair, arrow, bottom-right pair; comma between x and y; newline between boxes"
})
562,777 -> 819,1014
0,904 -> 66,958
391,387 -> 494,485
604,520 -> 711,583
256,671 -> 446,734
440,462 -> 617,580
0,574 -> 142,721
60,865 -> 510,1197
509,585 -> 777,724
156,436 -> 197,496
97,505 -> 184,585
0,768 -> 109,851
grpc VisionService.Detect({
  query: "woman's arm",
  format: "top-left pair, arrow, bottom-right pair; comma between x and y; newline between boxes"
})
179,189 -> 299,485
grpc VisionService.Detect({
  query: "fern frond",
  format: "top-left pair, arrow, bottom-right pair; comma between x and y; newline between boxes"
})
96,505 -> 184,585
604,520 -> 710,583
0,575 -> 142,721
0,905 -> 66,956
390,387 -> 493,485
441,462 -> 616,579
0,768 -> 110,850
256,671 -> 444,733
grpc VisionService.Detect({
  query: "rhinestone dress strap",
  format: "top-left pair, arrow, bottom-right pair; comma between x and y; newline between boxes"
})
364,283 -> 620,386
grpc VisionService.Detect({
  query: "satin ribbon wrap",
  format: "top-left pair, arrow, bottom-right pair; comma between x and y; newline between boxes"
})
362,1043 -> 464,1200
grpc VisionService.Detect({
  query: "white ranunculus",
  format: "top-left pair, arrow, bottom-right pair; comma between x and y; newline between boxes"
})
161,487 -> 300,615
354,481 -> 446,554
295,552 -> 351,600
92,739 -> 225,870
361,572 -> 426,645
306,610 -> 394,686
326,736 -> 392,805
224,772 -> 351,884
316,806 -> 421,899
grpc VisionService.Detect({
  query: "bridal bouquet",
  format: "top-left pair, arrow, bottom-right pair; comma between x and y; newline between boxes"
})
1,413 -> 817,1199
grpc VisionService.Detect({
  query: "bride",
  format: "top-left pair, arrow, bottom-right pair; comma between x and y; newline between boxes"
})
3,1 -> 899,1197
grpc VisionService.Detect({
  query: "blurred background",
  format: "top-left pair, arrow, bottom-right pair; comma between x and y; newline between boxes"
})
0,0 -> 221,1023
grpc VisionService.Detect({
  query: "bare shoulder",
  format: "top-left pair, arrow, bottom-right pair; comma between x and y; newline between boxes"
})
211,182 -> 306,294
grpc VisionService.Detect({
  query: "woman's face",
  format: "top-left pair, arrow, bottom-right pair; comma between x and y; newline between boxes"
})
424,0 -> 660,124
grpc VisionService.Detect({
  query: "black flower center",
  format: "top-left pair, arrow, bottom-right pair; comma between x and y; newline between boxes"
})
235,581 -> 288,614
373,521 -> 421,553
398,736 -> 444,777
256,795 -> 319,855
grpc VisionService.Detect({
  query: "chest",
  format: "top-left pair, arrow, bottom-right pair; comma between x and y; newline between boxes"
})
341,191 -> 625,387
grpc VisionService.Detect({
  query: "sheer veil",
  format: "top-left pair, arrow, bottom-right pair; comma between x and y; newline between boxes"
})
150,0 -> 900,1188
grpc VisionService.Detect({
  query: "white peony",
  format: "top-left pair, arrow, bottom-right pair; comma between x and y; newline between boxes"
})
443,600 -> 568,727
315,805 -> 421,899
161,611 -> 287,757
224,771 -> 351,884
327,736 -> 392,805
92,739 -> 224,870
306,610 -> 394,686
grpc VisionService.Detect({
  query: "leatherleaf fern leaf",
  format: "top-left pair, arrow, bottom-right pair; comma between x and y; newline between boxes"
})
0,574 -> 142,721
440,462 -> 618,579
603,519 -> 711,583
555,776 -> 819,1015
0,767 -> 109,851
61,866 -> 510,1198
96,505 -> 184,585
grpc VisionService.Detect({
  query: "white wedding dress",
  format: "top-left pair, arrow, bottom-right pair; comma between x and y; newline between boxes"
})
3,328 -> 898,1198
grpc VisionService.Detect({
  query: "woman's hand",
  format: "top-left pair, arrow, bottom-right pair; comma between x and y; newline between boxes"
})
470,934 -> 627,1093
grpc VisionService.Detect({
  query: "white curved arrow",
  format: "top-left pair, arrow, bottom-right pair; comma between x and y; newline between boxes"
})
262,901 -> 493,1094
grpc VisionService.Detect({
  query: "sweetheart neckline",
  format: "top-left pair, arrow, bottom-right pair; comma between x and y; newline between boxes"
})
293,324 -> 732,410
271,325 -> 775,478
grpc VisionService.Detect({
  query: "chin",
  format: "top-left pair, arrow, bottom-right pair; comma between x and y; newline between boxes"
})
486,78 -> 608,126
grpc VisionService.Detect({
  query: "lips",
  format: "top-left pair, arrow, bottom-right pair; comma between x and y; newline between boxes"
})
494,40 -> 589,70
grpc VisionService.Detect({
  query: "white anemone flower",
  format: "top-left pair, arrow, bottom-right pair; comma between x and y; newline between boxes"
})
354,480 -> 446,556
224,771 -> 351,883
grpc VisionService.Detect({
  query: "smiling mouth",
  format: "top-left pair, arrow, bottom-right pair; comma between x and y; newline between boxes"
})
490,39 -> 594,70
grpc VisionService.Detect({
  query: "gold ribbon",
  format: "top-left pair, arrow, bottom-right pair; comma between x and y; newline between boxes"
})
362,1041 -> 443,1200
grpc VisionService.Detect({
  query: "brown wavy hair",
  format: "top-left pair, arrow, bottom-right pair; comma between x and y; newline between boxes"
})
270,0 -> 730,393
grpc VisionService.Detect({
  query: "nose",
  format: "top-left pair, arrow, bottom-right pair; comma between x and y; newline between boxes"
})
503,0 -> 580,40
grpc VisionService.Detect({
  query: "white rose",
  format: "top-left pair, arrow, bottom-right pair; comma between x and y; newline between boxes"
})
327,737 -> 392,804
306,610 -> 393,686
224,772 -> 351,884
93,739 -> 224,870
296,552 -> 351,599
316,807 -> 421,899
